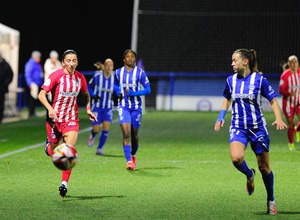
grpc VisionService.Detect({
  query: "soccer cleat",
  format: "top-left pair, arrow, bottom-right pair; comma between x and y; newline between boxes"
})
45,138 -> 50,156
88,135 -> 95,147
131,155 -> 137,170
246,168 -> 255,195
267,200 -> 277,215
59,184 -> 67,198
289,143 -> 295,151
95,149 -> 104,155
126,161 -> 135,171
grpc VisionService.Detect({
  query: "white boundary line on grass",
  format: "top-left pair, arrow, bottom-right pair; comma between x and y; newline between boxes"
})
0,127 -> 91,159
0,116 -> 123,159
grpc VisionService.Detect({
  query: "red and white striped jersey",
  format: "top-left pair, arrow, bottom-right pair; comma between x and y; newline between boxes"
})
279,68 -> 300,107
42,69 -> 88,122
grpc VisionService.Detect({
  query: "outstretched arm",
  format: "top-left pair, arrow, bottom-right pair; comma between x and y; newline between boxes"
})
270,98 -> 287,130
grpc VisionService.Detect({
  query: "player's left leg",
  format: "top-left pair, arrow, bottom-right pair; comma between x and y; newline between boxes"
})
59,170 -> 72,198
254,128 -> 277,215
130,110 -> 142,170
256,152 -> 277,215
96,113 -> 112,155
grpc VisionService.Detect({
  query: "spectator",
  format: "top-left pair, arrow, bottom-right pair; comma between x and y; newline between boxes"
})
0,51 -> 14,123
24,50 -> 43,117
44,50 -> 62,102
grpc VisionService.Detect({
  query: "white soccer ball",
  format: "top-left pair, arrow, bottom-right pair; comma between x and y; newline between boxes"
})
52,143 -> 78,170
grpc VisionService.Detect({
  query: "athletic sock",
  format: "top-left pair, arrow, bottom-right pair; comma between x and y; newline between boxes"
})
98,130 -> 108,150
233,160 -> 253,179
62,169 -> 72,183
91,130 -> 97,138
288,127 -> 295,144
62,181 -> 68,188
262,171 -> 275,201
131,144 -> 139,156
123,145 -> 131,162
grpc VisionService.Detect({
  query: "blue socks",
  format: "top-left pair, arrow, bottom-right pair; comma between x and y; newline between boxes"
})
131,144 -> 139,156
97,130 -> 108,150
123,145 -> 131,162
263,171 -> 275,201
234,160 -> 253,179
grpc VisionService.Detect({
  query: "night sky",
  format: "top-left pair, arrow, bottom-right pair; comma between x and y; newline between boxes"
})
0,1 -> 134,73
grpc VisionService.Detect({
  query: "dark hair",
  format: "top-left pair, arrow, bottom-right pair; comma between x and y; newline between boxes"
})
122,49 -> 137,60
62,49 -> 77,60
279,60 -> 289,72
234,48 -> 260,73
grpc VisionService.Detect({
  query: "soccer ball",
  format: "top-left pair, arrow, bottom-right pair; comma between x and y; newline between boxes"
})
52,143 -> 78,170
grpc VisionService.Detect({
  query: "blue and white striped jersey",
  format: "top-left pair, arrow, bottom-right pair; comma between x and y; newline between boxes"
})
223,72 -> 277,129
88,70 -> 114,110
114,66 -> 150,110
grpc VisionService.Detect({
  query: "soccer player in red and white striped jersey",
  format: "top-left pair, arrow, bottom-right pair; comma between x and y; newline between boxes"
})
38,49 -> 97,198
279,55 -> 300,150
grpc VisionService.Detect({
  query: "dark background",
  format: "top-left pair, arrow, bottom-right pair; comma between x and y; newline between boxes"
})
0,1 -> 134,73
2,0 -> 300,111
136,0 -> 300,74
1,1 -> 300,75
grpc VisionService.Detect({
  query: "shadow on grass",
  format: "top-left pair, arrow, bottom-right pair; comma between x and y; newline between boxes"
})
64,195 -> 125,201
95,154 -> 123,158
125,166 -> 182,177
138,166 -> 181,170
275,211 -> 300,215
255,211 -> 300,216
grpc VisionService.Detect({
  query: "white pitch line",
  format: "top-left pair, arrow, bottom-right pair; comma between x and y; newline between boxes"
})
0,118 -> 120,159
0,127 -> 91,159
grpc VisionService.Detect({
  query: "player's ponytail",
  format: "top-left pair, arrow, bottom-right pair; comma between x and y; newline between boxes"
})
249,49 -> 262,74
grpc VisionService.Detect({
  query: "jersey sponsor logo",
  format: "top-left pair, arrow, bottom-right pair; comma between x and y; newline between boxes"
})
68,121 -> 77,127
59,91 -> 79,97
232,93 -> 255,100
100,88 -> 113,92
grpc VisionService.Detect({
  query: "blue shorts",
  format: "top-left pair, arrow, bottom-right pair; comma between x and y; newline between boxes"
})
118,107 -> 142,128
91,108 -> 113,126
229,125 -> 270,155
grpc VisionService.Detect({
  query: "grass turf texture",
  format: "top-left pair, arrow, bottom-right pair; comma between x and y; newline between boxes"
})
0,109 -> 300,219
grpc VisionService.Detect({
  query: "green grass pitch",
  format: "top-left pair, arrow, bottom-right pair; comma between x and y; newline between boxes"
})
0,109 -> 300,219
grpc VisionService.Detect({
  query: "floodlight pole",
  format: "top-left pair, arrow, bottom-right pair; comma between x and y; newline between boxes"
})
131,0 -> 140,53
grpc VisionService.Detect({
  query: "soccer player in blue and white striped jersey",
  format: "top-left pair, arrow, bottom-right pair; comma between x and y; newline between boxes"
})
87,59 -> 115,155
214,49 -> 287,215
114,49 -> 151,171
